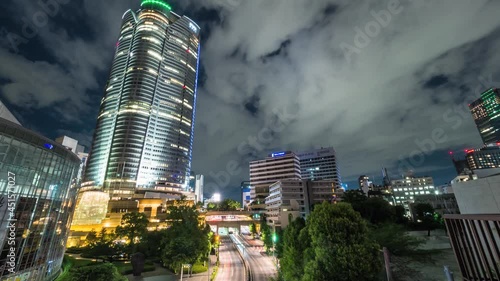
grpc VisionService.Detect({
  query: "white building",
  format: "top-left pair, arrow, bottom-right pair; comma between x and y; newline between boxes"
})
194,175 -> 204,203
249,151 -> 301,210
56,136 -> 88,182
265,180 -> 306,229
392,176 -> 435,215
452,174 -> 500,214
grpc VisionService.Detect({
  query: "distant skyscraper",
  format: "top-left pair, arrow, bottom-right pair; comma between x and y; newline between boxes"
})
194,175 -> 204,203
469,88 -> 500,144
358,175 -> 372,195
296,147 -> 341,187
82,0 -> 201,199
249,151 -> 301,211
241,181 -> 251,209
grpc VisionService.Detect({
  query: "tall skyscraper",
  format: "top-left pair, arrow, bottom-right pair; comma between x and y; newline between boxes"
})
469,88 -> 500,144
296,147 -> 341,187
82,0 -> 201,199
249,151 -> 301,211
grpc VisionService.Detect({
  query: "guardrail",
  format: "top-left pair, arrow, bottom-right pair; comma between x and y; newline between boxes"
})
444,214 -> 500,281
230,235 -> 253,281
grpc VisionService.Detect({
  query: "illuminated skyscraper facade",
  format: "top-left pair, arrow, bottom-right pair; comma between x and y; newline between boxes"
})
469,88 -> 500,144
82,0 -> 201,199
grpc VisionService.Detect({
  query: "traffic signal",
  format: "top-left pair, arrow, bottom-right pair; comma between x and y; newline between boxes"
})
272,232 -> 277,243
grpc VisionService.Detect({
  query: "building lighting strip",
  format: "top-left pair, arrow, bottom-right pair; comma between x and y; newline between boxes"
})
141,0 -> 172,11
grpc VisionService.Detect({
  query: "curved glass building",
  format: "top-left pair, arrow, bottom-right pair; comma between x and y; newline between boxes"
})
82,0 -> 201,199
0,119 -> 80,281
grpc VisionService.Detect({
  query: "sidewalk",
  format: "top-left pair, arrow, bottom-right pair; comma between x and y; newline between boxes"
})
127,258 -> 217,281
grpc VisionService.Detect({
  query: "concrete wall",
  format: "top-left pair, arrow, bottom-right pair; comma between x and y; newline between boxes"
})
452,174 -> 500,214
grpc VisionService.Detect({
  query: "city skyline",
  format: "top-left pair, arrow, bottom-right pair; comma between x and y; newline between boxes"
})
2,0 -> 500,200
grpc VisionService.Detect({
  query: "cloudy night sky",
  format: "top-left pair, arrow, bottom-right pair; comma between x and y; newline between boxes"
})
1,0 -> 500,200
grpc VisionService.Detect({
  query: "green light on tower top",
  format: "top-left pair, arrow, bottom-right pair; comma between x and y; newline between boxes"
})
141,0 -> 172,11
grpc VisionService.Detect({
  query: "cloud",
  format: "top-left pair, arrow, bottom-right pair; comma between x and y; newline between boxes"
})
188,0 -> 500,192
2,0 -> 500,196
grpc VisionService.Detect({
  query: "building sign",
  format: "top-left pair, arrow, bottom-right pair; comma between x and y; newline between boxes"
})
271,152 -> 286,157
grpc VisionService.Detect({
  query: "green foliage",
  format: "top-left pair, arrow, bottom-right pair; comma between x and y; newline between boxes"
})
207,202 -> 217,210
136,229 -> 168,258
413,203 -> 439,236
259,214 -> 273,251
280,217 -> 309,281
68,263 -> 127,281
219,199 -> 241,211
370,224 -> 424,256
115,212 -> 149,253
280,202 -> 382,281
161,205 -> 211,273
113,260 -> 155,275
249,223 -> 258,237
81,228 -> 123,262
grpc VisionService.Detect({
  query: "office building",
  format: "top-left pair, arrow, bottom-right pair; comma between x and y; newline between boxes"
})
469,88 -> 500,144
82,0 -> 201,198
0,118 -> 81,281
392,176 -> 435,214
296,147 -> 341,187
265,179 -> 342,229
69,0 -> 201,243
358,175 -> 372,195
241,181 -> 251,210
249,151 -> 301,211
194,175 -> 204,203
466,144 -> 500,171
55,136 -> 89,182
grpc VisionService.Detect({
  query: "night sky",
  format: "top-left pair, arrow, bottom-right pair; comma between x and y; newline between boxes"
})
1,0 -> 499,200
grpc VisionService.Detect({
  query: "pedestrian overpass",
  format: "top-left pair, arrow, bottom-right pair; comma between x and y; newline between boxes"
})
203,211 -> 261,235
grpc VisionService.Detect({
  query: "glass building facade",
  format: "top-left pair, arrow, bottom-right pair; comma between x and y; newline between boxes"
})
0,119 -> 80,281
296,147 -> 341,188
469,88 -> 500,144
82,0 -> 201,199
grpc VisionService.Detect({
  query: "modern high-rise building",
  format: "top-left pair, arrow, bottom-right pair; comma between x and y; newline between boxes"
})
82,0 -> 201,199
194,175 -> 204,203
249,151 -> 301,211
469,88 -> 500,144
241,181 -> 251,210
296,147 -> 341,187
0,118 -> 81,281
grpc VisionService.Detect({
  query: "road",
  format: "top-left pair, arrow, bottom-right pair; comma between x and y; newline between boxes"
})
231,234 -> 277,281
215,237 -> 245,281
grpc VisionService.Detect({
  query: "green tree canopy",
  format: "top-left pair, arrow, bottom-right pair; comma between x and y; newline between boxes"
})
161,205 -> 211,273
69,263 -> 127,281
281,217 -> 310,281
115,212 -> 149,253
413,203 -> 438,236
302,202 -> 381,281
219,199 -> 241,211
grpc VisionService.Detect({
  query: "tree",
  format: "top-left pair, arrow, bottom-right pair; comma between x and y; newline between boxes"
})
115,212 -> 149,253
357,197 -> 395,225
280,217 -> 309,281
136,229 -> 168,259
249,223 -> 258,238
162,205 -> 210,273
259,214 -> 273,251
302,202 -> 381,281
414,203 -> 438,236
342,190 -> 367,205
85,229 -> 98,246
81,228 -> 122,262
207,202 -> 217,211
219,199 -> 241,211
